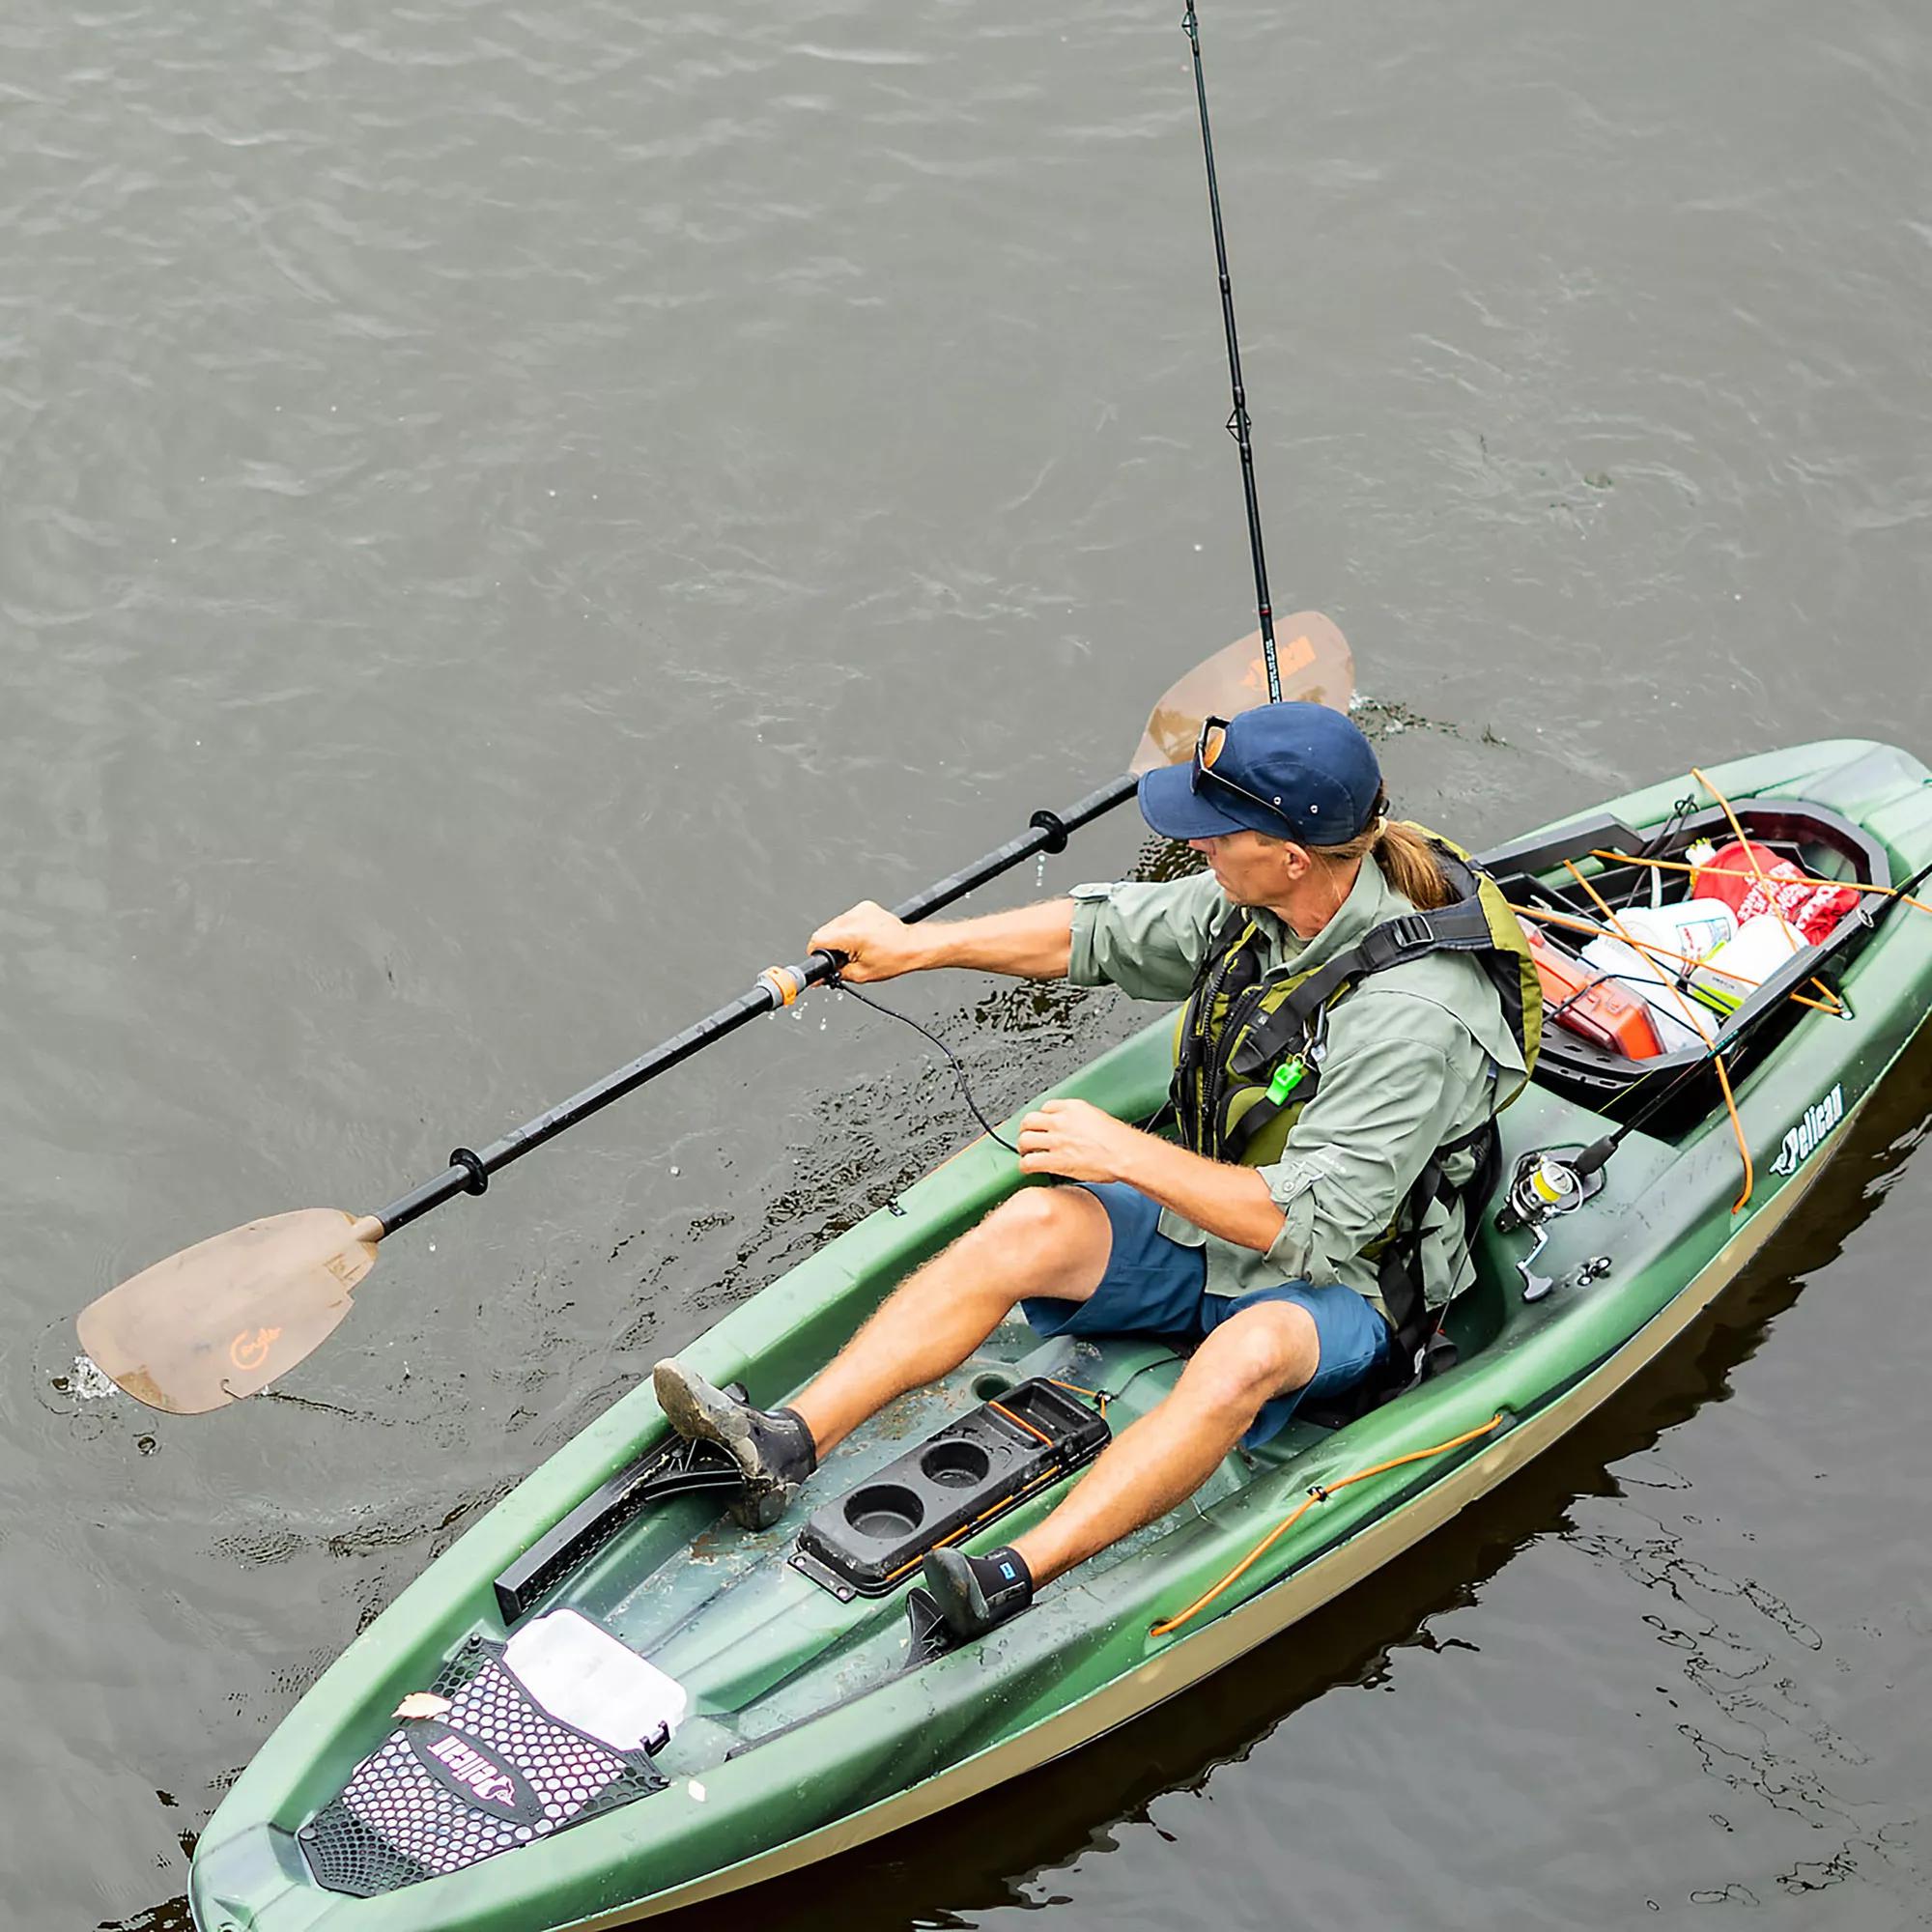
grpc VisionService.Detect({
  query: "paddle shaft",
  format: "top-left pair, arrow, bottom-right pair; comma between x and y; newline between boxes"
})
372,774 -> 1140,1236
1181,0 -> 1279,704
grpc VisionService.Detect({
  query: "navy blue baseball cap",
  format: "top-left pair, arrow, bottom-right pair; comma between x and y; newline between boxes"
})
1138,701 -> 1383,845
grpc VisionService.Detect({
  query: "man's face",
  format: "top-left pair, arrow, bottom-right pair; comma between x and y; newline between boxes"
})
1188,828 -> 1306,907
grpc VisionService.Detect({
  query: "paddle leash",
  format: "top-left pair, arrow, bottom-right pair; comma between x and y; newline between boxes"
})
1182,0 -> 1281,703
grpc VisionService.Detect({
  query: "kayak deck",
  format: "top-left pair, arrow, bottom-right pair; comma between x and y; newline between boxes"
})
189,739 -> 1932,1932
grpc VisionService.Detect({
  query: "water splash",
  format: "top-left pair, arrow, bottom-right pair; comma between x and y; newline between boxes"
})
70,1354 -> 120,1401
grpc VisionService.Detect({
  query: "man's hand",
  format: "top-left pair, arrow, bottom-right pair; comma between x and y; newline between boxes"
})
1015,1097 -> 1153,1184
809,901 -> 930,983
808,897 -> 1076,983
1017,1098 -> 1289,1254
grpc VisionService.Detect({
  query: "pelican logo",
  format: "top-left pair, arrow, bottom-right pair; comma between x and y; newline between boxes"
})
1770,1084 -> 1843,1178
229,1326 -> 282,1371
407,1722 -> 543,1824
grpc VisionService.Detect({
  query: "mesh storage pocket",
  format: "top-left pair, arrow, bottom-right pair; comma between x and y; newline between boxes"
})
300,1642 -> 666,1897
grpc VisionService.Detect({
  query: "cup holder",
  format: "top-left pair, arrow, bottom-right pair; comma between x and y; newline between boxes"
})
797,1376 -> 1114,1596
843,1483 -> 925,1542
920,1438 -> 993,1489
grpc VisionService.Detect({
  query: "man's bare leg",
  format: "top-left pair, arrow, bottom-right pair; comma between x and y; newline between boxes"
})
655,1186 -> 1115,1526
1009,1298 -> 1320,1586
790,1185 -> 1113,1456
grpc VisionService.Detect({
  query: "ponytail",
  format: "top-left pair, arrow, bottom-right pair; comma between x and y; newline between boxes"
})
1370,820 -> 1456,909
1311,803 -> 1455,911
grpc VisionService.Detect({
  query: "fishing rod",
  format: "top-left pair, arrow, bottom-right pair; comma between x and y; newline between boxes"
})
1182,0 -> 1281,703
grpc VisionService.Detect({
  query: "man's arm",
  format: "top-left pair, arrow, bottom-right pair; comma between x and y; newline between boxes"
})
1011,991 -> 1490,1266
810,872 -> 1230,994
1256,998 -> 1486,1284
809,898 -> 1074,982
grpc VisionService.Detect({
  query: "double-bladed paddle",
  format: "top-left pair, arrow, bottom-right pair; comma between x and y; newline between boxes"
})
76,616 -> 1352,1414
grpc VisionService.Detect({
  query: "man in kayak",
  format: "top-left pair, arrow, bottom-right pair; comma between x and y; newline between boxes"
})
654,701 -> 1533,1639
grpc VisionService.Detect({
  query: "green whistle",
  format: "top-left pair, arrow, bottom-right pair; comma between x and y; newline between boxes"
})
1267,1057 -> 1306,1105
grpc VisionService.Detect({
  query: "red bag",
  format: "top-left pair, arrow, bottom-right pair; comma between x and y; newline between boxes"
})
1691,840 -> 1859,944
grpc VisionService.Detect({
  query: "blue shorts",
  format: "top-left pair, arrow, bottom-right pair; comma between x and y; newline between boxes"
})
1020,1180 -> 1392,1446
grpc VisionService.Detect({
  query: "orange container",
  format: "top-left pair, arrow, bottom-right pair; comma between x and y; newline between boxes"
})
1524,923 -> 1664,1059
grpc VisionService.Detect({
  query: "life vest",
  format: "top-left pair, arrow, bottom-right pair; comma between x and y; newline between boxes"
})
1169,831 -> 1544,1402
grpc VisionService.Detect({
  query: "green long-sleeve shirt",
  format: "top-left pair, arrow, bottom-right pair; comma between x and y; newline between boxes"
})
1066,858 -> 1523,1314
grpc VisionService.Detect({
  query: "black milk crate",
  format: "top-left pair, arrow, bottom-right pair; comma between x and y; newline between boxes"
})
1480,798 -> 1888,1135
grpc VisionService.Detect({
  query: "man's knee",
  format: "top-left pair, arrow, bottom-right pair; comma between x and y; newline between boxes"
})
966,1184 -> 1111,1297
1176,1301 -> 1321,1413
980,1182 -> 1105,1246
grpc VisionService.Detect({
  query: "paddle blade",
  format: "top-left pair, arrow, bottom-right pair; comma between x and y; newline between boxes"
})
76,1209 -> 382,1414
1131,612 -> 1354,773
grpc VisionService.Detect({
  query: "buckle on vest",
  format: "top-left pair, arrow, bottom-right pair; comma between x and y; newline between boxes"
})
1362,913 -> 1435,967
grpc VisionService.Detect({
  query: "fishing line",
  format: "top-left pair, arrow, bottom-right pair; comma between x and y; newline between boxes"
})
831,979 -> 1022,1153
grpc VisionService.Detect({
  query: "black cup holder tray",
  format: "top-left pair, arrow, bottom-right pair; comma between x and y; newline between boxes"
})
790,1377 -> 1111,1600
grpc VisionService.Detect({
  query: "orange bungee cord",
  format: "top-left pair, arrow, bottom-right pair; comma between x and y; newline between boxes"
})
1591,849 -> 1932,920
1150,1414 -> 1508,1638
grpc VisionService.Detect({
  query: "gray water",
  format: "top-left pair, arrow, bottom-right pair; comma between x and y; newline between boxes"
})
5,1 -> 1931,1925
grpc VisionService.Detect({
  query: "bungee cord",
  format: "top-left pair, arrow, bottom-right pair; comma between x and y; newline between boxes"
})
1149,1412 -> 1510,1638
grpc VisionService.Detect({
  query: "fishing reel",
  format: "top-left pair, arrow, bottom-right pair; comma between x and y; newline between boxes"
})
1495,1147 -> 1606,1302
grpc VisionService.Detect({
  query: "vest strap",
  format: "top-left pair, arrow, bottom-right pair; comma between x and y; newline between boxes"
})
1225,889 -> 1497,1087
1302,1116 -> 1503,1428
1170,908 -> 1268,1155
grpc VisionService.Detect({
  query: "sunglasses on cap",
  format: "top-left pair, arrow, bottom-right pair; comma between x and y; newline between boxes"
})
1189,714 -> 1303,838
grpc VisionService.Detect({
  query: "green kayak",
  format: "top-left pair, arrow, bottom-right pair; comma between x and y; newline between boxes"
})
189,737 -> 1932,1932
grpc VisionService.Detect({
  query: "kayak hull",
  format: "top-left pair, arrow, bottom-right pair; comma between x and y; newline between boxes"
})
189,739 -> 1932,1932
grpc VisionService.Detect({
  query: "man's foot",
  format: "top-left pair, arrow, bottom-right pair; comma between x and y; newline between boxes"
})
922,1544 -> 1035,1640
651,1361 -> 816,1529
